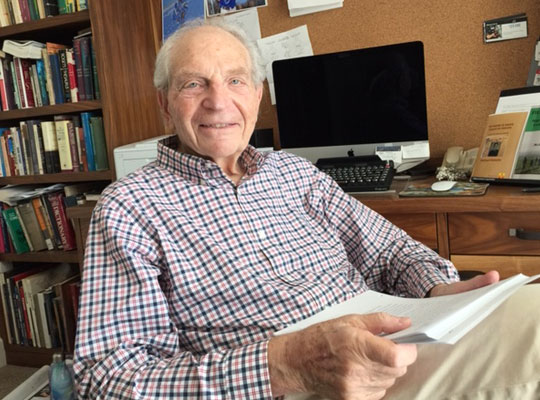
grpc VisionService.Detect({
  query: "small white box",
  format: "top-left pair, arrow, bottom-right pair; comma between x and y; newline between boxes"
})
113,135 -> 171,179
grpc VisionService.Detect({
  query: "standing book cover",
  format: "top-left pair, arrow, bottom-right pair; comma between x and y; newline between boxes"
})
471,108 -> 539,181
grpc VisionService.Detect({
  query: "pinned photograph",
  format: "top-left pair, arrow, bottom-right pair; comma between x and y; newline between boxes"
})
162,0 -> 205,41
206,0 -> 267,17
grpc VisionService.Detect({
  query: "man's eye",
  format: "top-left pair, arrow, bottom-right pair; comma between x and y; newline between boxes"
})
230,78 -> 242,85
185,82 -> 199,89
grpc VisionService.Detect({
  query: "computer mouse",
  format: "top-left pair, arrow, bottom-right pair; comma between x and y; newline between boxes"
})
431,181 -> 457,192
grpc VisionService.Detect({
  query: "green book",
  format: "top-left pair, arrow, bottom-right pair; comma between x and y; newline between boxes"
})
89,116 -> 108,171
2,208 -> 30,254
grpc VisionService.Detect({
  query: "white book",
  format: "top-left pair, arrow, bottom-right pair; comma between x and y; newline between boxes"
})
2,40 -> 46,60
3,365 -> 50,400
276,273 -> 540,344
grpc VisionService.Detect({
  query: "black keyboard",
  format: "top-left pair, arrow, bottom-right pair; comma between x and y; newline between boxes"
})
316,156 -> 395,192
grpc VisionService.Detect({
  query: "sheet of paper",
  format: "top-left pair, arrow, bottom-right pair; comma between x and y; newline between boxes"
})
375,145 -> 403,165
275,274 -> 540,344
401,142 -> 430,159
221,8 -> 262,41
495,90 -> 540,113
288,0 -> 343,17
257,25 -> 313,104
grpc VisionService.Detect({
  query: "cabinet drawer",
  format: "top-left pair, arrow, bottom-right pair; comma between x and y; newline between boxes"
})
449,212 -> 540,255
382,213 -> 438,250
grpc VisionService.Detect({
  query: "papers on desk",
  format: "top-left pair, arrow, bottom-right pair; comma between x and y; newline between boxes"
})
287,0 -> 343,17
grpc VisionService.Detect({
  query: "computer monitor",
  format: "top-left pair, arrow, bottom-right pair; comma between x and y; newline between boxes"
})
272,41 -> 430,171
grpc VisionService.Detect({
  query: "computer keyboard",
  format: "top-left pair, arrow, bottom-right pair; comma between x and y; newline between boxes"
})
316,156 -> 395,192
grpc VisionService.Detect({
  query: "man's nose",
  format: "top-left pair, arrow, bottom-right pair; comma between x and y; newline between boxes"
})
202,84 -> 228,110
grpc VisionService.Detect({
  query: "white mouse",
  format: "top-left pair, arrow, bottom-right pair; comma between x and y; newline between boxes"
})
431,181 -> 457,192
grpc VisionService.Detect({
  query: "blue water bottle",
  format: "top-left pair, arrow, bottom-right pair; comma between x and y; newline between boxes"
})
49,353 -> 74,400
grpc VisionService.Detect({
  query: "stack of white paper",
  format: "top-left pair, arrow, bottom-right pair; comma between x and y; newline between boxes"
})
287,0 -> 343,17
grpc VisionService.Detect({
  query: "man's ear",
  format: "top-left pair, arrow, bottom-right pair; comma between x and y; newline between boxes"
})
156,90 -> 175,132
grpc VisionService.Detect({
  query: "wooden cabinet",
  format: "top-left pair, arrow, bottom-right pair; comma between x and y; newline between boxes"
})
357,180 -> 540,280
0,0 -> 165,367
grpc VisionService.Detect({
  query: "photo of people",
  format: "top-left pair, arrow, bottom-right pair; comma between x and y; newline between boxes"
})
481,136 -> 506,159
206,0 -> 267,17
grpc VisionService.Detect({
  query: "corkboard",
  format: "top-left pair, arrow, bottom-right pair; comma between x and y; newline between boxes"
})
254,1 -> 540,158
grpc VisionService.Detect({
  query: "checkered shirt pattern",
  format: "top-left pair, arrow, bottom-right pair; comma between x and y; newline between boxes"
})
73,136 -> 459,399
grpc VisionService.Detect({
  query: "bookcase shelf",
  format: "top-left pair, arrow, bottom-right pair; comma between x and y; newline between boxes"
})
0,249 -> 78,263
0,0 -> 165,368
0,170 -> 112,185
0,10 -> 90,41
0,100 -> 102,122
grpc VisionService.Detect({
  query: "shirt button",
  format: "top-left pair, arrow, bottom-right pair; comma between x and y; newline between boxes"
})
258,230 -> 266,240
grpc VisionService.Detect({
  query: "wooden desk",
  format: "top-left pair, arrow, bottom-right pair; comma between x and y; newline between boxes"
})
355,178 -> 540,279
68,181 -> 540,279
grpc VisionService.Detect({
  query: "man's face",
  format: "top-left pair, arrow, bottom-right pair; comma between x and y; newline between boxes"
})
158,26 -> 263,168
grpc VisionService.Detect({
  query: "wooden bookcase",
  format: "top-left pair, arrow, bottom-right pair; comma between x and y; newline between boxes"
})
0,0 -> 165,367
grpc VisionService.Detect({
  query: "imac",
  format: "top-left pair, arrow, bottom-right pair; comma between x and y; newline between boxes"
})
272,41 -> 430,172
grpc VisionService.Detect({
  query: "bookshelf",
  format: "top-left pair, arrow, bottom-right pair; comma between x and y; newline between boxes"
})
0,0 -> 165,367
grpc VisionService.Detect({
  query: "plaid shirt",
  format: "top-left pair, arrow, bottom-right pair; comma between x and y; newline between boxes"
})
74,136 -> 458,399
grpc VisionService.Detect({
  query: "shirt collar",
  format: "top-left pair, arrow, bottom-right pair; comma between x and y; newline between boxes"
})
156,135 -> 266,186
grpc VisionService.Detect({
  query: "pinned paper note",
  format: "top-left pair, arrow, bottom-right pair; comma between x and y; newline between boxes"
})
257,25 -> 313,104
287,0 -> 343,17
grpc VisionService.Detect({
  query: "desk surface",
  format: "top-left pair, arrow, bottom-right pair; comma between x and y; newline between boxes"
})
354,178 -> 540,214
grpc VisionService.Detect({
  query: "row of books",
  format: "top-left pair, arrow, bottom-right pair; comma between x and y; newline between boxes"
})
0,261 -> 80,352
0,184 -> 78,254
0,112 -> 108,177
0,0 -> 87,27
0,34 -> 99,111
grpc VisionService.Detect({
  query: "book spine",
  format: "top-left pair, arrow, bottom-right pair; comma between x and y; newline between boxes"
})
13,206 -> 33,252
20,58 -> 35,107
46,192 -> 75,251
18,121 -> 32,175
13,57 -> 27,108
0,273 -> 15,344
9,60 -> 20,109
66,120 -> 79,171
2,207 -> 30,254
31,197 -> 54,250
57,49 -> 70,103
2,56 -> 16,110
40,48 -> 55,105
40,120 -> 60,173
48,52 -> 64,104
90,116 -> 108,170
0,0 -> 10,27
35,59 -> 49,106
22,120 -> 38,175
54,118 -> 73,171
66,48 -> 78,102
80,111 -> 95,171
32,121 -> 45,174
17,0 -> 30,22
29,64 -> 41,107
10,126 -> 24,175
90,37 -> 99,100
40,195 -> 62,250
43,0 -> 58,16
17,281 -> 33,346
71,37 -> 85,101
79,36 -> 94,101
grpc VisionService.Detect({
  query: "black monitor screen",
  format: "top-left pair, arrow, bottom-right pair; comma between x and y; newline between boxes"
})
273,41 -> 428,151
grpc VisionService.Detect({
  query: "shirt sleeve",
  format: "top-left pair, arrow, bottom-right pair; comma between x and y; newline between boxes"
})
73,197 -> 274,399
310,169 -> 460,298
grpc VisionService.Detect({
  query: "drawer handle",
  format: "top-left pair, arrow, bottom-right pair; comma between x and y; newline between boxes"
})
508,228 -> 540,240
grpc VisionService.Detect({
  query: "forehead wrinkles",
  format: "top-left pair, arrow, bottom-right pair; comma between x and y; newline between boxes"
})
169,27 -> 252,79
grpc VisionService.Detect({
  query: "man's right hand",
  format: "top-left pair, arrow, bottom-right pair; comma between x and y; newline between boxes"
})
268,313 -> 417,400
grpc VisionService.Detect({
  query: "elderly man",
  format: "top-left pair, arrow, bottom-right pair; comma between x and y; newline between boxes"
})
74,18 -> 540,399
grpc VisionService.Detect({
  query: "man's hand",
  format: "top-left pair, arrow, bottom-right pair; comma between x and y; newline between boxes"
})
429,270 -> 500,297
268,313 -> 417,400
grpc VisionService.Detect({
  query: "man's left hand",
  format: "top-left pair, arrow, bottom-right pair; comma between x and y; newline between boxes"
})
429,270 -> 500,297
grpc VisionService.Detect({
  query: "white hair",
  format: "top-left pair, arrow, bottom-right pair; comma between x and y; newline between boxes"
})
153,18 -> 266,91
